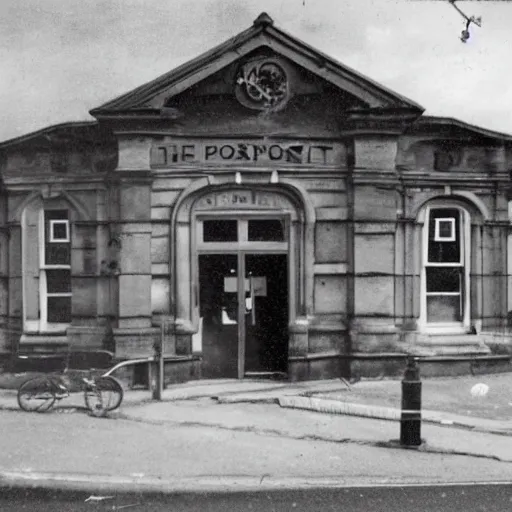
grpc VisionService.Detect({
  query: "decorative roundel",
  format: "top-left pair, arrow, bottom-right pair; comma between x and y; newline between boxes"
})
235,58 -> 290,112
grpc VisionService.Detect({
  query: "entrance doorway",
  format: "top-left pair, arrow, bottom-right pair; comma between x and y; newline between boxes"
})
198,253 -> 289,379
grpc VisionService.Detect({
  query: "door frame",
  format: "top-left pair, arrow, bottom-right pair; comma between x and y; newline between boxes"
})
193,214 -> 293,378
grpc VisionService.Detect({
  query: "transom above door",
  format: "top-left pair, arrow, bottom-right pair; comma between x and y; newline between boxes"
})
196,217 -> 289,251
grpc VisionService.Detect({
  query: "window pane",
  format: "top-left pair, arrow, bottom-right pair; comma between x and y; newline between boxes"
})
203,220 -> 237,242
46,270 -> 71,293
426,267 -> 461,293
45,244 -> 70,265
47,296 -> 71,323
154,147 -> 167,166
428,209 -> 460,263
248,219 -> 285,241
427,295 -> 461,322
436,219 -> 454,240
51,221 -> 69,241
199,254 -> 238,325
45,210 -> 68,221
45,210 -> 70,264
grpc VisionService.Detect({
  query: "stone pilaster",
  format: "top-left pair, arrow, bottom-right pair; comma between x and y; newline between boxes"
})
113,173 -> 159,357
350,136 -> 400,353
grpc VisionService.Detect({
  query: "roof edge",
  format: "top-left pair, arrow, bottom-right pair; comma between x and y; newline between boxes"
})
90,23 -> 263,115
413,116 -> 512,142
0,121 -> 99,150
266,24 -> 424,113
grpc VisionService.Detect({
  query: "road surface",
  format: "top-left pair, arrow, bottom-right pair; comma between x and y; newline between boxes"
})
1,484 -> 512,512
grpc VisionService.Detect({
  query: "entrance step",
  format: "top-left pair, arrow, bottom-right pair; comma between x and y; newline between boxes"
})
346,352 -> 511,379
403,333 -> 491,356
418,354 -> 511,377
244,371 -> 288,381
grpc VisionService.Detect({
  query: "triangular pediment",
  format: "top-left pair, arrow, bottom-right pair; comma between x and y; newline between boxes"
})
90,13 -> 423,118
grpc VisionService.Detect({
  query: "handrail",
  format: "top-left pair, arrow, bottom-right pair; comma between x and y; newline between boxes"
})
100,355 -> 193,377
101,357 -> 155,377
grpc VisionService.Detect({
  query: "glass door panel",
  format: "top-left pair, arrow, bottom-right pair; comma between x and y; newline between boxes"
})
426,295 -> 461,323
426,266 -> 462,322
198,254 -> 239,378
244,254 -> 288,376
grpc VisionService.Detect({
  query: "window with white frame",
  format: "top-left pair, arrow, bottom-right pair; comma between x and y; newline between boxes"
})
428,208 -> 460,264
434,217 -> 456,242
49,219 -> 69,242
424,207 -> 464,324
41,210 -> 72,326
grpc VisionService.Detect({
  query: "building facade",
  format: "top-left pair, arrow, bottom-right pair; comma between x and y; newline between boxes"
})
1,13 -> 512,382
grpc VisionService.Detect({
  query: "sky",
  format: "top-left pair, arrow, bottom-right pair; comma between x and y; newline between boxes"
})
1,0 -> 512,142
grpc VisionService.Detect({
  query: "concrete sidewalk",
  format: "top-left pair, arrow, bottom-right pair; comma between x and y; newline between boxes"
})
1,376 -> 512,494
119,398 -> 512,462
2,402 -> 512,495
2,375 -> 512,436
141,375 -> 512,436
6,383 -> 512,463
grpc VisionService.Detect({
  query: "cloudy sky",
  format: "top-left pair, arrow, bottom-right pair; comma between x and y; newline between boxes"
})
1,0 -> 512,142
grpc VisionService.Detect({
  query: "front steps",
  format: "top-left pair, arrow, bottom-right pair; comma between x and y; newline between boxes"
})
403,333 -> 492,357
346,331 -> 512,379
346,352 -> 511,380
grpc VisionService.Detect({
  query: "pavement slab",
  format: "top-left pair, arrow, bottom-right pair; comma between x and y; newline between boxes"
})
118,398 -> 512,463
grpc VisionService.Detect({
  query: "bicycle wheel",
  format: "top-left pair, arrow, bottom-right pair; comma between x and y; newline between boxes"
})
84,376 -> 124,413
17,376 -> 57,412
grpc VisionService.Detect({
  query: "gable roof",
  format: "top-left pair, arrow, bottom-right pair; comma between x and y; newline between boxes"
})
90,12 -> 424,117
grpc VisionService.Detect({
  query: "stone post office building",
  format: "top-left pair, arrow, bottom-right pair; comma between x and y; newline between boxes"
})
1,13 -> 512,382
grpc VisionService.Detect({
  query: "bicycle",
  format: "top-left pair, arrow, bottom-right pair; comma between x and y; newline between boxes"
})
16,350 -> 124,416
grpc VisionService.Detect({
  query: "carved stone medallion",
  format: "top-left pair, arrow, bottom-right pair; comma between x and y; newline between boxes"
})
235,57 -> 290,112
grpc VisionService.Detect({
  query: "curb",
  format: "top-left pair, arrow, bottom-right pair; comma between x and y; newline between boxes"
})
2,470 -> 511,495
277,396 -> 512,436
279,396 -> 402,420
215,395 -> 280,404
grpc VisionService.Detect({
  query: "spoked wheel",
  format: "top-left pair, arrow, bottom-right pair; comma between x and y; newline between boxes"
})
84,376 -> 124,416
17,376 -> 57,413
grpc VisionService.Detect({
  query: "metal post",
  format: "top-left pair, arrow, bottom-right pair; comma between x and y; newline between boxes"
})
400,356 -> 422,446
152,318 -> 165,401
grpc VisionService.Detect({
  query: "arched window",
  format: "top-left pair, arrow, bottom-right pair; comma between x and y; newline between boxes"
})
420,204 -> 470,332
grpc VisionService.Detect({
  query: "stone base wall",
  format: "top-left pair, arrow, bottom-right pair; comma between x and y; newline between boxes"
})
67,325 -> 112,350
345,354 -> 408,380
0,326 -> 22,354
288,354 -> 348,381
112,327 -> 160,359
